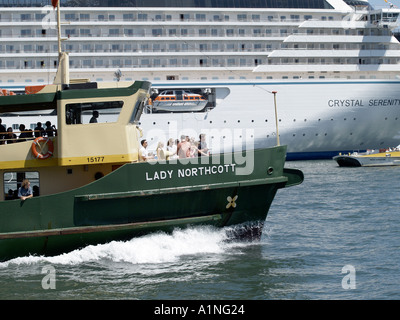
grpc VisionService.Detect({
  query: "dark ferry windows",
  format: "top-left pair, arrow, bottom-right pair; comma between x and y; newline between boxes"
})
66,101 -> 123,124
3,171 -> 40,200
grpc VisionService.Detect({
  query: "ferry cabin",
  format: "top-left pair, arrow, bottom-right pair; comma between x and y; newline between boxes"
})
0,80 -> 151,201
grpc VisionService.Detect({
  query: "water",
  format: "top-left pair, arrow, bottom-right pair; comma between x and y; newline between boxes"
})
1,160 -> 400,300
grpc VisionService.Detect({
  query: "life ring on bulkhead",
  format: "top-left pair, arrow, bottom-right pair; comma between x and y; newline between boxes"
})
31,137 -> 54,160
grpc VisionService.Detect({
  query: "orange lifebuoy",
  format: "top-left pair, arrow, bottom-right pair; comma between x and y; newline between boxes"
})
31,137 -> 54,160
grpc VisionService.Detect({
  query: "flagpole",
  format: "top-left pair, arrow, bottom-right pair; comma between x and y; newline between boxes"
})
272,91 -> 280,146
57,0 -> 61,57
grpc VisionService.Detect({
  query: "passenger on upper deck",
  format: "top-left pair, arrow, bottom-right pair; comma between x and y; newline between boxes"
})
45,121 -> 57,137
0,118 -> 6,145
6,127 -> 16,144
18,124 -> 30,142
90,110 -> 99,123
34,122 -> 45,137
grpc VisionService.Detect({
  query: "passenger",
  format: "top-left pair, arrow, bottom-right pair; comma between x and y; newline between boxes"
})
45,121 -> 57,137
156,141 -> 165,160
189,139 -> 199,158
27,129 -> 34,138
18,124 -> 30,142
177,134 -> 190,158
0,118 -> 6,144
167,138 -> 178,159
18,179 -> 33,201
90,110 -> 99,123
198,133 -> 208,156
34,122 -> 45,137
139,139 -> 154,161
5,189 -> 14,200
6,127 -> 17,144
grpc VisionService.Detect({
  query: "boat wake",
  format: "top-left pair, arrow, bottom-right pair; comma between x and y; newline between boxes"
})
0,224 -> 261,267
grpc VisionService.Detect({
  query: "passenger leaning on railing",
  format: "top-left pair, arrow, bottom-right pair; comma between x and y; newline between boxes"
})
5,127 -> 17,144
34,122 -> 45,138
0,118 -> 6,145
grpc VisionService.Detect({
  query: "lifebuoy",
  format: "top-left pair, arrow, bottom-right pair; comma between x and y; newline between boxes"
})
31,137 -> 54,160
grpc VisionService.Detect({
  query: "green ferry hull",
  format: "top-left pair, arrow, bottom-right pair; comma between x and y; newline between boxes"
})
0,146 -> 303,261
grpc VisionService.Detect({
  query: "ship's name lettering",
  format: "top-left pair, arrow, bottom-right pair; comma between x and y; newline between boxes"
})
145,164 -> 236,181
328,99 -> 400,107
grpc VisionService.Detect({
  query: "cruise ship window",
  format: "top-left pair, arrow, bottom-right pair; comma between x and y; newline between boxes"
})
80,29 -> 90,36
35,13 -> 45,21
123,14 -> 133,21
138,14 -> 147,21
21,30 -> 31,37
196,14 -> 206,21
80,14 -> 90,21
21,14 -> 31,21
124,29 -> 133,36
65,14 -> 76,21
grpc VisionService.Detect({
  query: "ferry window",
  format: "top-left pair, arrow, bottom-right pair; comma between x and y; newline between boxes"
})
66,101 -> 123,124
3,171 -> 40,200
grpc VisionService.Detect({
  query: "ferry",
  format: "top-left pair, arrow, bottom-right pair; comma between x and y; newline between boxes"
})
1,0 -> 400,159
333,146 -> 400,166
0,2 -> 303,261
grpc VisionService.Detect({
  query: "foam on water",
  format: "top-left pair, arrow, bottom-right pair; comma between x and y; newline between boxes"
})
0,226 -> 250,268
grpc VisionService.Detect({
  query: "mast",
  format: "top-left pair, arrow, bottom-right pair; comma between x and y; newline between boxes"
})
57,0 -> 62,57
52,0 -> 70,86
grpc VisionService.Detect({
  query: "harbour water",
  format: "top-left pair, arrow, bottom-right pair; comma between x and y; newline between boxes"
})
1,160 -> 399,300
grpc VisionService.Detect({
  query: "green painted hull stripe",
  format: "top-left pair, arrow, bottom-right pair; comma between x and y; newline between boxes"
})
76,177 -> 288,201
0,213 -> 224,240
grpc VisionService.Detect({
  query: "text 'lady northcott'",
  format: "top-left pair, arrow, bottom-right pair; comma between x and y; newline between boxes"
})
145,164 -> 237,181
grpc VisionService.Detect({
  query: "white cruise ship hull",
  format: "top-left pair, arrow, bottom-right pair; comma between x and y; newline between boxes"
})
138,79 -> 400,160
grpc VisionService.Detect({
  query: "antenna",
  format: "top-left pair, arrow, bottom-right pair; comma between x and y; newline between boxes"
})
272,91 -> 280,146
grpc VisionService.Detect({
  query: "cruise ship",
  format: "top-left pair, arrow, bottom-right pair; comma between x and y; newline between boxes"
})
1,0 -> 400,159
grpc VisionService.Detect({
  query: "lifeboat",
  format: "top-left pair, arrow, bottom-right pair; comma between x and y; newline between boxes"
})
152,90 -> 208,112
